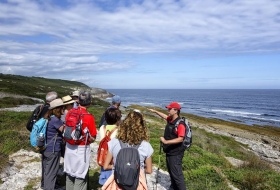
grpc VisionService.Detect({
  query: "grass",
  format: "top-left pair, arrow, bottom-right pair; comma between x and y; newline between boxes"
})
0,73 -> 90,103
1,102 -> 280,189
0,74 -> 280,189
0,97 -> 42,108
136,105 -> 280,190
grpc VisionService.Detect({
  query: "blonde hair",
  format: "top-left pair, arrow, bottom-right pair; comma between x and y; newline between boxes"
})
117,110 -> 149,145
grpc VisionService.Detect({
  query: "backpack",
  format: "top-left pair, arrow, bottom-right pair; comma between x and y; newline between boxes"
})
175,117 -> 192,150
30,116 -> 58,152
26,104 -> 44,132
63,108 -> 90,145
114,140 -> 140,190
97,126 -> 117,167
30,117 -> 48,151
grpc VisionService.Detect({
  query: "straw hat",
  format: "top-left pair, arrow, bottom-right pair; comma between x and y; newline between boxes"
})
62,95 -> 75,105
49,99 -> 65,109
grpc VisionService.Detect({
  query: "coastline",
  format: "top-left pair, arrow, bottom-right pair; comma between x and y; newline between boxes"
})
107,89 -> 280,128
1,98 -> 280,189
126,104 -> 280,171
1,94 -> 280,170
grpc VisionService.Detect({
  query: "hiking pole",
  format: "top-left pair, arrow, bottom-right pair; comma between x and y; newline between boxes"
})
155,142 -> 163,190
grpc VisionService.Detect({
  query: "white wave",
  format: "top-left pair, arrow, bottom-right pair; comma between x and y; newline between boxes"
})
241,115 -> 280,123
212,109 -> 261,116
140,102 -> 155,105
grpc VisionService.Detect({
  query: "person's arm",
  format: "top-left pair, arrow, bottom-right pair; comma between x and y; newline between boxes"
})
103,151 -> 113,170
147,109 -> 168,120
99,125 -> 105,140
58,125 -> 64,132
160,136 -> 184,145
144,156 -> 152,174
89,136 -> 96,143
88,115 -> 97,143
160,123 -> 185,144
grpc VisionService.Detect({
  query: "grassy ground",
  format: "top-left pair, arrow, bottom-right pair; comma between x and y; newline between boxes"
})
0,97 -> 42,108
0,73 -> 89,104
1,100 -> 280,189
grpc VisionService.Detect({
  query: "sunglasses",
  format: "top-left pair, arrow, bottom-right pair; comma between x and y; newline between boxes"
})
168,108 -> 177,111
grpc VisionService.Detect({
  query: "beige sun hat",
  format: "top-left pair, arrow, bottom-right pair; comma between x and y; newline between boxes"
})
62,95 -> 75,105
49,99 -> 65,109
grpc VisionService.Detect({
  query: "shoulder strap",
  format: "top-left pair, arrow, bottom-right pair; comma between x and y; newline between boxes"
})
119,140 -> 140,149
175,117 -> 185,128
119,139 -> 126,149
35,104 -> 44,120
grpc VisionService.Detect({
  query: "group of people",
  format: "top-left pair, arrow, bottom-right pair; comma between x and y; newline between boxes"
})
30,90 -> 187,190
33,90 -> 96,190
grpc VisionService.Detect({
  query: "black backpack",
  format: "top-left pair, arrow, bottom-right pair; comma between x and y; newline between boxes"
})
175,117 -> 192,150
26,104 -> 44,132
26,103 -> 50,132
114,140 -> 140,190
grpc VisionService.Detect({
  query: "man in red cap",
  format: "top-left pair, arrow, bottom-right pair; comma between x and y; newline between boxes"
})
148,102 -> 186,190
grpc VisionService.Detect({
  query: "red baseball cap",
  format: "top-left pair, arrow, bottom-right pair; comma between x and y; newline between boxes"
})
165,102 -> 181,110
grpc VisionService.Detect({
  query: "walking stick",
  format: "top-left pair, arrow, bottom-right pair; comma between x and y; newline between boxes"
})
155,142 -> 163,190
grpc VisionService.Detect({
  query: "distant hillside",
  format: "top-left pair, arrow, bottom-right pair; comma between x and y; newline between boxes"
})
0,73 -> 112,100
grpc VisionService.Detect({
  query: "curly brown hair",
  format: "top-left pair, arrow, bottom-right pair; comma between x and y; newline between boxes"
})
117,110 -> 149,145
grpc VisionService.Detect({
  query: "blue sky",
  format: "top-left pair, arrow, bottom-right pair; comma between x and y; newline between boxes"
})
0,0 -> 280,89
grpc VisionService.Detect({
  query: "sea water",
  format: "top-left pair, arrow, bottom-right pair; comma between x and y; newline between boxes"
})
106,89 -> 280,127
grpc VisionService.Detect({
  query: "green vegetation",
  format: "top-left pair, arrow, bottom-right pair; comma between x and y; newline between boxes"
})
0,97 -> 42,108
129,105 -> 280,190
0,73 -> 89,107
1,101 -> 280,189
0,74 -> 279,189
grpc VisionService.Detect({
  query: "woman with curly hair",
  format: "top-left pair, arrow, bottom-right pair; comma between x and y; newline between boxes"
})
103,109 -> 154,189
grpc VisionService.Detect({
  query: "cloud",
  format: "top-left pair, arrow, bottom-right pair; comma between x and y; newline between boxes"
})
0,0 -> 280,87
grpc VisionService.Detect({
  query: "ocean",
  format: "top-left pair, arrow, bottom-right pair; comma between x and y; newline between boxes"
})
105,89 -> 280,127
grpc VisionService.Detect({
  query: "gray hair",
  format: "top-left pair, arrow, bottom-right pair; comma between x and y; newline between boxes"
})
46,91 -> 58,103
79,90 -> 92,106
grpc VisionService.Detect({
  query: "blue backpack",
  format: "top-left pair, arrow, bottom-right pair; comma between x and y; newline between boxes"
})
30,117 -> 49,151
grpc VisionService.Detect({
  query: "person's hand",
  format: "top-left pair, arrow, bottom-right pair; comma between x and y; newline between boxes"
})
160,137 -> 167,144
89,136 -> 96,143
147,108 -> 156,113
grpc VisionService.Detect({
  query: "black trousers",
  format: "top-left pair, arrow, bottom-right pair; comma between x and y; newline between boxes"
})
166,152 -> 186,190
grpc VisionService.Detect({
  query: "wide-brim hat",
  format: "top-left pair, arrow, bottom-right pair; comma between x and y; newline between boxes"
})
62,95 -> 75,105
49,99 -> 66,109
70,90 -> 80,97
165,102 -> 181,110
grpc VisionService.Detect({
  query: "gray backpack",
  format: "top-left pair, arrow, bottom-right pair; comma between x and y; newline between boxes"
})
114,140 -> 140,190
175,117 -> 192,150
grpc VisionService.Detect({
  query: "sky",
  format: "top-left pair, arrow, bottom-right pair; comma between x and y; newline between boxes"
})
0,0 -> 280,89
